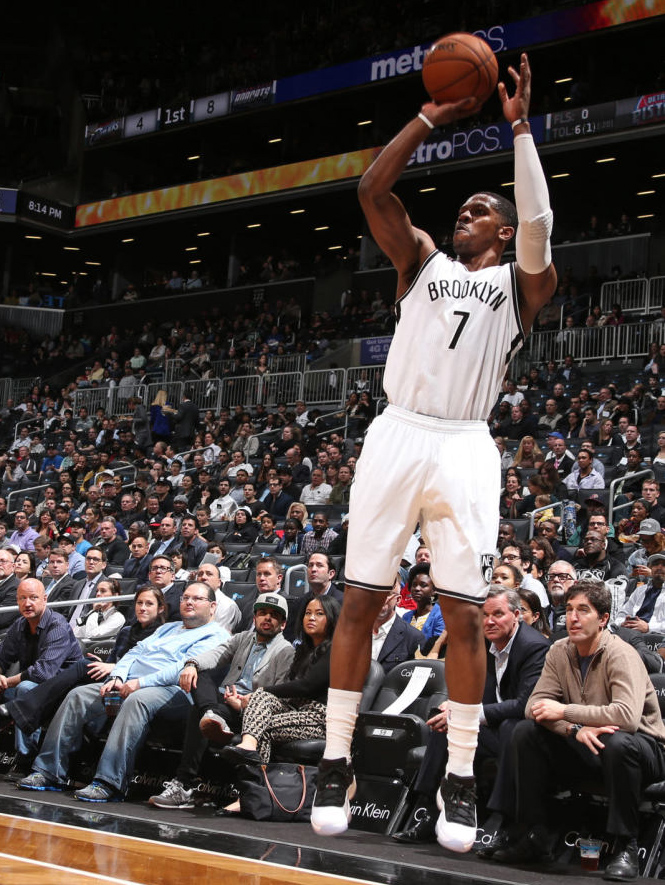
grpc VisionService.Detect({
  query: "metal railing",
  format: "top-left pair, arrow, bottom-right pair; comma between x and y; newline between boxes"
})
528,500 -> 564,540
302,369 -> 347,405
600,278 -> 649,315
6,482 -> 53,513
608,468 -> 654,523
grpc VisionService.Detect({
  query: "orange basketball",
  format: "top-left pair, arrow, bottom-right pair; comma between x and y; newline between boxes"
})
422,32 -> 498,106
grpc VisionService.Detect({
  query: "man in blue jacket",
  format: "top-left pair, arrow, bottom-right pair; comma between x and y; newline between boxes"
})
18,582 -> 226,801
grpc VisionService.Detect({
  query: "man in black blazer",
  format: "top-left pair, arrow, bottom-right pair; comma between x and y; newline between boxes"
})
393,586 -> 549,844
283,552 -> 345,642
43,547 -> 78,609
372,581 -> 423,675
172,391 -> 199,452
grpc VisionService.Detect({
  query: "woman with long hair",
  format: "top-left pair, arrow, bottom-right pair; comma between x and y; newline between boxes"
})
591,417 -> 620,451
286,501 -> 311,532
216,595 -> 342,813
37,510 -> 56,541
511,436 -> 543,470
150,390 -> 175,443
518,588 -> 551,638
538,461 -> 568,503
500,472 -> 523,520
256,452 -> 276,494
14,551 -> 36,581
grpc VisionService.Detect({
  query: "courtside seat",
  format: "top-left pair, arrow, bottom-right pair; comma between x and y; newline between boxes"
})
274,661 -> 386,765
353,659 -> 448,781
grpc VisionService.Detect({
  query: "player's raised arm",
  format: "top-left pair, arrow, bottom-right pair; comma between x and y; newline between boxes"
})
499,52 -> 557,330
358,98 -> 477,293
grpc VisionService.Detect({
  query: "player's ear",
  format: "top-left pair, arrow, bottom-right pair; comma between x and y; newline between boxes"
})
498,224 -> 515,243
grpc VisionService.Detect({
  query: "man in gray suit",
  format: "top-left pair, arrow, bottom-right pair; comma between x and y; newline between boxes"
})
149,592 -> 294,808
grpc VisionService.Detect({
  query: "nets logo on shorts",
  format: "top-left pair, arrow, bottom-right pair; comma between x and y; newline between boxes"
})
480,553 -> 495,584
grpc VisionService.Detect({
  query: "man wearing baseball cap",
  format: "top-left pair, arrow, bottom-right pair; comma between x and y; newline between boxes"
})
149,590 -> 294,809
627,519 -> 665,577
618,550 -> 665,634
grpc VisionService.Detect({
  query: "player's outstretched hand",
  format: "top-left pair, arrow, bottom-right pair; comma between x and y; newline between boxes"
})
498,52 -> 531,125
420,96 -> 479,128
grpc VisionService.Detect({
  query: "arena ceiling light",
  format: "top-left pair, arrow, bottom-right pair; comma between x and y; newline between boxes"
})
63,246 -> 79,251
268,137 -> 282,144
551,173 -> 570,179
596,157 -> 616,164
25,235 -> 41,240
555,77 -> 572,84
185,246 -> 197,251
197,231 -> 211,236
247,223 -> 261,229
290,209 -> 305,214
357,120 -> 372,126
122,238 -> 134,243
187,155 -> 200,161
40,272 -> 56,276
314,225 -> 329,231
500,181 -> 515,187
189,259 -> 201,264
637,190 -> 656,195
85,261 -> 101,266
419,187 -> 436,193
652,173 -> 665,178
328,245 -> 343,250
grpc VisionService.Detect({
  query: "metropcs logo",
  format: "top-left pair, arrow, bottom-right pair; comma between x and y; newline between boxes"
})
369,27 -> 506,83
407,125 -> 502,165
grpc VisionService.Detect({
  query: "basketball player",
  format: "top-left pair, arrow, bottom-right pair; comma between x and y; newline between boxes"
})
310,54 -> 557,852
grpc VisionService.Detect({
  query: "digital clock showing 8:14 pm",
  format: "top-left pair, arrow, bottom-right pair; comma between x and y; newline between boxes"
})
545,101 -> 616,143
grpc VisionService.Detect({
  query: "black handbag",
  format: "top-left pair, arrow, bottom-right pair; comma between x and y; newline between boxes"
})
239,763 -> 317,822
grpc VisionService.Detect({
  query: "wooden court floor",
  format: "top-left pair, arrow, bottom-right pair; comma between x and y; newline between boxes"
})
0,812 -> 377,885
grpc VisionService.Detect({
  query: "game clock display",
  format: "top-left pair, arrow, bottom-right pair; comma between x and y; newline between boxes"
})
19,194 -> 75,230
544,101 -> 616,143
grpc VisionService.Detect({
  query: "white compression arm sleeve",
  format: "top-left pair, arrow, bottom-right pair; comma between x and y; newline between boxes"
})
514,132 -> 553,274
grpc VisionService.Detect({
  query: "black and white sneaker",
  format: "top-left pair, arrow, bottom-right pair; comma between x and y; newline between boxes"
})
310,757 -> 356,836
435,773 -> 478,853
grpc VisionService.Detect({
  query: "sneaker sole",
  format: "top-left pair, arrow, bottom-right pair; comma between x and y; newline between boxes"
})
18,782 -> 63,792
75,793 -> 124,803
435,787 -> 477,853
149,797 -> 195,809
200,719 -> 234,745
310,779 -> 356,837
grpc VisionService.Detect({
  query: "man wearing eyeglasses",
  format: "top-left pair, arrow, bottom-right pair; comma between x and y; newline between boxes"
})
18,582 -> 226,802
500,541 -> 548,610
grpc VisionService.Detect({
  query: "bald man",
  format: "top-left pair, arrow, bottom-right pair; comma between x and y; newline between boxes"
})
0,579 -> 81,762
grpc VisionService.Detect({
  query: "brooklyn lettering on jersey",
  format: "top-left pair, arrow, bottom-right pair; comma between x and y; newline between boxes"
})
427,277 -> 507,311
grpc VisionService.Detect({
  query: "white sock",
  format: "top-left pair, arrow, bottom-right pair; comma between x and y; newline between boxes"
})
445,700 -> 482,779
323,688 -> 362,762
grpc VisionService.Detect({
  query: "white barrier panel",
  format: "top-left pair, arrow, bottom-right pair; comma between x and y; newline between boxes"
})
600,278 -> 649,314
186,378 -> 223,413
220,375 -> 261,409
73,386 -> 118,414
261,371 -> 303,408
302,369 -> 347,405
649,277 -> 665,313
346,366 -> 386,400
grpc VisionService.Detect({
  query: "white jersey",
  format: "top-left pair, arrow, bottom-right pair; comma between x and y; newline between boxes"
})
383,251 -> 524,421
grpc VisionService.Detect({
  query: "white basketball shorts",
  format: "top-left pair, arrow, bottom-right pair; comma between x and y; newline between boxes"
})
345,404 -> 499,603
